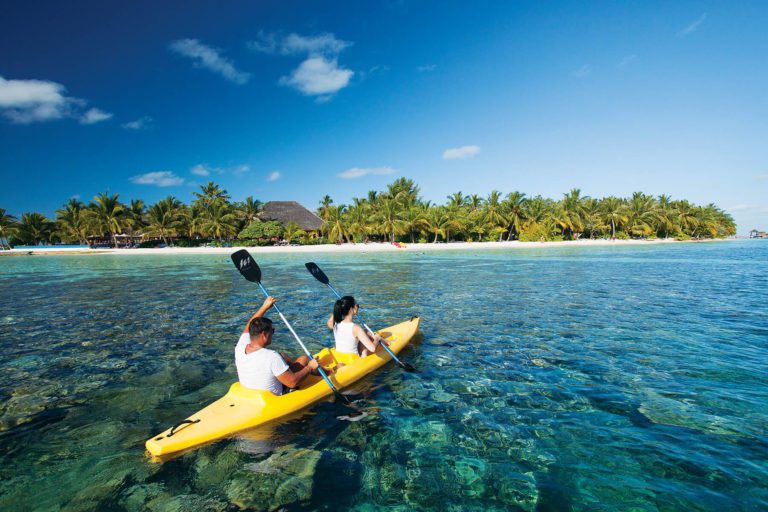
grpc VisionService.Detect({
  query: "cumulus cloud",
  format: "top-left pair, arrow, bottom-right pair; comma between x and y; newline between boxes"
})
678,13 -> 707,37
250,31 -> 354,98
80,108 -> 113,125
248,31 -> 351,56
443,145 -> 480,160
0,75 -> 111,124
280,56 -> 353,96
122,116 -> 153,130
190,164 -> 210,176
338,166 -> 396,179
267,171 -> 281,182
169,39 -> 250,84
131,171 -> 185,187
572,64 -> 592,78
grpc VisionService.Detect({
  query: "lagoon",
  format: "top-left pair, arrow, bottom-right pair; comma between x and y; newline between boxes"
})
0,241 -> 766,510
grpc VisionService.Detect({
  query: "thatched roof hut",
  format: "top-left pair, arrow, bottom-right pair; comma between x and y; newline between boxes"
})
260,201 -> 323,231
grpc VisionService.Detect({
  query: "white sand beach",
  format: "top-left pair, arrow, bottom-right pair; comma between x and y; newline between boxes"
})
0,238 -> 727,256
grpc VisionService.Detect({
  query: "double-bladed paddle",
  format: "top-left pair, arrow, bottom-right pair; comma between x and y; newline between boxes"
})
231,249 -> 353,405
305,262 -> 417,372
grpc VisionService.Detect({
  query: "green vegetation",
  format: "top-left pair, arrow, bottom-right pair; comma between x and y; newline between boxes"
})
0,178 -> 735,247
316,178 -> 735,243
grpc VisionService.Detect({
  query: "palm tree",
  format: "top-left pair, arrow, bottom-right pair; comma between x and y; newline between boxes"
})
0,208 -> 19,248
502,191 -> 526,240
673,200 -> 699,237
468,194 -> 483,212
55,199 -> 88,244
17,212 -> 56,245
423,207 -> 454,243
581,198 -> 604,239
144,196 -> 182,245
447,191 -> 469,209
387,177 -> 420,206
86,192 -> 126,247
237,196 -> 263,225
126,199 -> 147,232
322,205 -> 348,243
179,204 -> 206,239
193,181 -> 231,209
318,195 -> 334,221
481,190 -> 507,241
520,195 -> 556,239
555,188 -> 587,239
344,199 -> 370,242
655,195 -> 677,239
626,192 -> 657,238
600,196 -> 627,239
284,221 -> 306,243
376,195 -> 404,242
400,203 -> 428,243
201,201 -> 238,241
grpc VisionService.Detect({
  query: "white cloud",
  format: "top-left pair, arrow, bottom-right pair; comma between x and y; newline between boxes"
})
443,145 -> 480,160
131,171 -> 185,187
267,171 -> 281,182
755,174 -> 768,182
248,31 -> 351,56
0,75 -> 103,124
417,64 -> 436,72
190,164 -> 210,176
280,56 -> 353,96
169,39 -> 250,84
727,204 -> 754,212
122,116 -> 153,130
80,108 -> 112,125
338,166 -> 396,179
678,13 -> 707,37
572,64 -> 592,78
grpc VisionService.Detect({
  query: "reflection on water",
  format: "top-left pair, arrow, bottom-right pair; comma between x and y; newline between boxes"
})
1,242 -> 767,511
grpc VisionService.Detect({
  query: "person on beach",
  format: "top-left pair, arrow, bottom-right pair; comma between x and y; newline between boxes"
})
236,296 -> 318,395
327,296 -> 385,357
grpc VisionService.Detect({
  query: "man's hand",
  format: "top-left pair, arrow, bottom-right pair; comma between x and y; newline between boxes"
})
307,359 -> 319,371
262,296 -> 276,309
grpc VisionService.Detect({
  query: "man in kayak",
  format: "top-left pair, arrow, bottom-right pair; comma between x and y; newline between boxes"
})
236,296 -> 318,395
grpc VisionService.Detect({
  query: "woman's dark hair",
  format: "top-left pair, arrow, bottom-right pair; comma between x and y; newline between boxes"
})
333,296 -> 357,325
249,316 -> 273,338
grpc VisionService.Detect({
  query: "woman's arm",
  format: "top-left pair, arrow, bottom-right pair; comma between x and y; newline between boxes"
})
242,296 -> 276,334
326,314 -> 335,330
353,324 -> 379,353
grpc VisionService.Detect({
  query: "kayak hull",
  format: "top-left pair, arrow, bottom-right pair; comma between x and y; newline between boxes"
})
145,316 -> 420,457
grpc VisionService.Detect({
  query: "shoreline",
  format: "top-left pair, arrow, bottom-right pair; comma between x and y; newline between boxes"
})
0,238 -> 732,256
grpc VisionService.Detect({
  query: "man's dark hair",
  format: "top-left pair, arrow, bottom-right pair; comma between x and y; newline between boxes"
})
249,317 -> 273,338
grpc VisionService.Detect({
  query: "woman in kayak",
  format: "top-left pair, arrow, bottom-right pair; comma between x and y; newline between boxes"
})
327,295 -> 384,357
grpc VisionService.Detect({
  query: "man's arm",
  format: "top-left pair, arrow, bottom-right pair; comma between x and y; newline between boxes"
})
242,296 -> 276,334
276,359 -> 319,388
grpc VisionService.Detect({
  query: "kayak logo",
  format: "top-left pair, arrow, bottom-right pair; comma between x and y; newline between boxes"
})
239,257 -> 250,270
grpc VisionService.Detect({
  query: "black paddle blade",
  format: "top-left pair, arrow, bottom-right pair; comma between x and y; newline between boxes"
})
231,249 -> 261,283
399,360 -> 418,372
305,262 -> 329,284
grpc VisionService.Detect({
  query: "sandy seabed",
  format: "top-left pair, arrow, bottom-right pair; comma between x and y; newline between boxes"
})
0,238 -> 727,256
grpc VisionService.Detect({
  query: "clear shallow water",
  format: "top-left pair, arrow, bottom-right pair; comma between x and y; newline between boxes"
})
0,241 -> 766,511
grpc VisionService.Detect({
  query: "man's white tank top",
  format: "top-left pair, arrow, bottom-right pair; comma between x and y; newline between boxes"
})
333,321 -> 359,355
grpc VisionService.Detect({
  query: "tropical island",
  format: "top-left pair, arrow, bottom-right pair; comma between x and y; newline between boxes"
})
0,178 -> 736,251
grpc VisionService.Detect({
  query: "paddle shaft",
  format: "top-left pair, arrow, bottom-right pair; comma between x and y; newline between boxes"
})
255,281 -> 340,394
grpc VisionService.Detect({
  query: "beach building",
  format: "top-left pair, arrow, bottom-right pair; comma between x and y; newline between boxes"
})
260,201 -> 323,235
749,229 -> 768,239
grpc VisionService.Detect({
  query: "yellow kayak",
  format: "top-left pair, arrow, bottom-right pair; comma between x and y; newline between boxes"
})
145,316 -> 420,457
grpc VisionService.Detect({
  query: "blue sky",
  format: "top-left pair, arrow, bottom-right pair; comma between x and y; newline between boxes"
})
1,1 -> 766,233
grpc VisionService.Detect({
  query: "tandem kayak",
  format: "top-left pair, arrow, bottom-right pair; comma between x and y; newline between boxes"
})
145,316 -> 420,457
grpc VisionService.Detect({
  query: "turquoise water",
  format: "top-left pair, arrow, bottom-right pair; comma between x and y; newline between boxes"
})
1,241 -> 766,511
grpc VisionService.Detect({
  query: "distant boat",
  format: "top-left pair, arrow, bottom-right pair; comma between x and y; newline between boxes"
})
749,229 -> 768,239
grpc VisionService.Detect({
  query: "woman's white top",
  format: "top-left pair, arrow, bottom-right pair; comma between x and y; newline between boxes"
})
333,321 -> 360,355
235,332 -> 289,395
